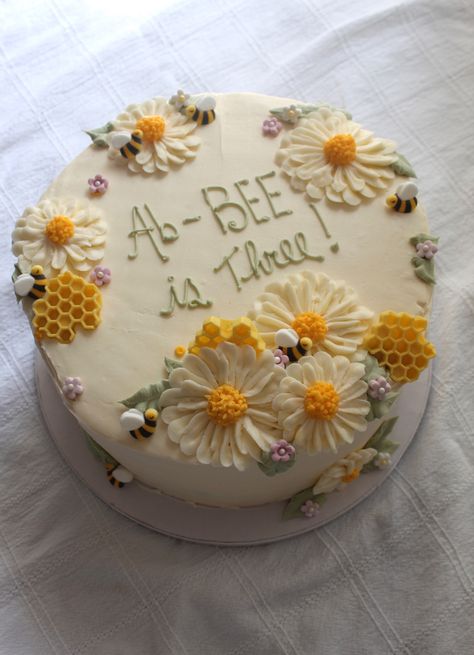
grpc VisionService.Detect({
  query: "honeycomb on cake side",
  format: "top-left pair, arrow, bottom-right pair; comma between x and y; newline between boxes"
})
33,271 -> 102,344
364,311 -> 436,383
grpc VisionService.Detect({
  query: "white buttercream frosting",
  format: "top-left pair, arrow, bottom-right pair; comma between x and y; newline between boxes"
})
275,106 -> 397,205
160,342 -> 284,470
273,351 -> 369,454
108,97 -> 200,174
12,198 -> 106,277
250,271 -> 373,357
312,447 -> 377,494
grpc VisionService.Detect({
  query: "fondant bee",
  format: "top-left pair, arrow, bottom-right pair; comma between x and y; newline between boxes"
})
386,182 -> 418,214
14,265 -> 47,299
184,96 -> 216,126
129,408 -> 159,441
276,328 -> 313,363
110,129 -> 143,160
105,462 -> 133,488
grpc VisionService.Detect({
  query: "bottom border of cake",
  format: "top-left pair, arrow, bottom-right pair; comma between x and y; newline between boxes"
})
35,353 -> 432,546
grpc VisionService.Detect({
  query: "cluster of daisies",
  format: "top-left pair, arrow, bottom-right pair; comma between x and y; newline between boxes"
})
159,271 -> 380,477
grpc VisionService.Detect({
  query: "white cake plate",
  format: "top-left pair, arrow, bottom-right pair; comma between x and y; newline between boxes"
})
36,353 -> 432,546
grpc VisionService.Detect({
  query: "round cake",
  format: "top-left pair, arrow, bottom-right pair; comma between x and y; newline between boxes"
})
11,92 -> 438,517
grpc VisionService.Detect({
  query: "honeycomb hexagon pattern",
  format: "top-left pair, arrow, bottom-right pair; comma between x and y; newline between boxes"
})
189,316 -> 266,356
32,271 -> 102,344
364,311 -> 436,383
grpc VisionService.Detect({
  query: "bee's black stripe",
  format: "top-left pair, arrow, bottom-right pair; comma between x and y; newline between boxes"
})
132,133 -> 142,145
192,108 -> 200,122
126,143 -> 140,156
394,195 -> 403,211
201,111 -> 209,126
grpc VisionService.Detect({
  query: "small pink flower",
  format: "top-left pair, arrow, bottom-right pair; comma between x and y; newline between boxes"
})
62,377 -> 83,400
262,117 -> 283,137
368,376 -> 392,400
88,174 -> 109,195
300,499 -> 319,518
90,266 -> 111,287
273,348 -> 290,368
416,240 -> 438,259
270,439 -> 295,463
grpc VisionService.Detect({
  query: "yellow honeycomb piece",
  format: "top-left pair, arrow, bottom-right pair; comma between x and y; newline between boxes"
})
365,311 -> 436,383
189,316 -> 266,356
32,271 -> 102,344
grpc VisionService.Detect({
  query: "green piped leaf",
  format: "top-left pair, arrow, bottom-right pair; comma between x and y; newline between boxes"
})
85,121 -> 114,148
120,380 -> 170,413
11,262 -> 26,303
365,417 -> 398,449
86,434 -> 118,467
362,354 -> 387,383
390,152 -> 417,178
411,256 -> 436,285
366,391 -> 400,422
270,103 -> 352,122
258,452 -> 296,477
283,487 -> 326,520
409,233 -> 439,247
164,357 -> 184,374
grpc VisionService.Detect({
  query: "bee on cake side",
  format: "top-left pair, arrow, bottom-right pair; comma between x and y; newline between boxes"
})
386,182 -> 418,213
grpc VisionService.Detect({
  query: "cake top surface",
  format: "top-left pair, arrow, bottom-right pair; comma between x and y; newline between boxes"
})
11,91 -> 436,471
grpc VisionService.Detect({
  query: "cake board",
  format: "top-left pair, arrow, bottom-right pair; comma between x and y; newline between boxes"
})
36,353 -> 432,546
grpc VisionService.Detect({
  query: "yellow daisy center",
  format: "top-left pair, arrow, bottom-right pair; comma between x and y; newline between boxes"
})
45,215 -> 75,245
342,469 -> 361,484
135,115 -> 166,142
304,381 -> 340,420
292,312 -> 328,344
323,134 -> 357,166
206,384 -> 248,426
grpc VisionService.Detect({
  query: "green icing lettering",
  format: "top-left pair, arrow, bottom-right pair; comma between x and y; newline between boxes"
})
234,179 -> 270,225
213,245 -> 242,291
201,186 -> 248,234
215,232 -> 324,288
309,202 -> 331,238
160,276 -> 213,317
128,206 -> 168,262
182,216 -> 201,225
128,205 -> 179,262
255,171 -> 293,219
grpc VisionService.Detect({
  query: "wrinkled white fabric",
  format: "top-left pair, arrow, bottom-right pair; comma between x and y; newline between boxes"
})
1,0 -> 473,653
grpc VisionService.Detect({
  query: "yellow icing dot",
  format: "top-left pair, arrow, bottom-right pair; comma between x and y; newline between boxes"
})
342,469 -> 361,484
135,115 -> 166,142
364,311 -> 436,383
292,312 -> 327,344
304,382 -> 339,420
174,345 -> 186,358
323,134 -> 357,166
206,384 -> 248,426
45,215 -> 75,245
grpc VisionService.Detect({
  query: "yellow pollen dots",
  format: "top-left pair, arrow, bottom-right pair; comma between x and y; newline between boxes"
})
304,381 -> 340,420
135,115 -> 166,142
323,134 -> 357,167
44,215 -> 75,245
206,384 -> 248,426
174,345 -> 186,358
292,312 -> 328,344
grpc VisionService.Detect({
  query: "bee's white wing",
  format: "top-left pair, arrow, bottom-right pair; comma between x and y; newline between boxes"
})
397,181 -> 418,200
196,95 -> 216,111
110,131 -> 132,149
275,328 -> 299,347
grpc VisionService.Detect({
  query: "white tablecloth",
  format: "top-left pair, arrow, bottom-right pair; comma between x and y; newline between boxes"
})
1,0 -> 473,653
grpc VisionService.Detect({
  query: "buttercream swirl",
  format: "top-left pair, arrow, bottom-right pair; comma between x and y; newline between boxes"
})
12,198 -> 106,277
275,106 -> 397,205
160,342 -> 284,470
250,271 -> 373,357
109,97 -> 200,175
273,351 -> 370,454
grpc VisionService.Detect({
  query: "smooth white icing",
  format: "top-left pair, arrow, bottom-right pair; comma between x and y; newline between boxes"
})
22,93 -> 433,507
